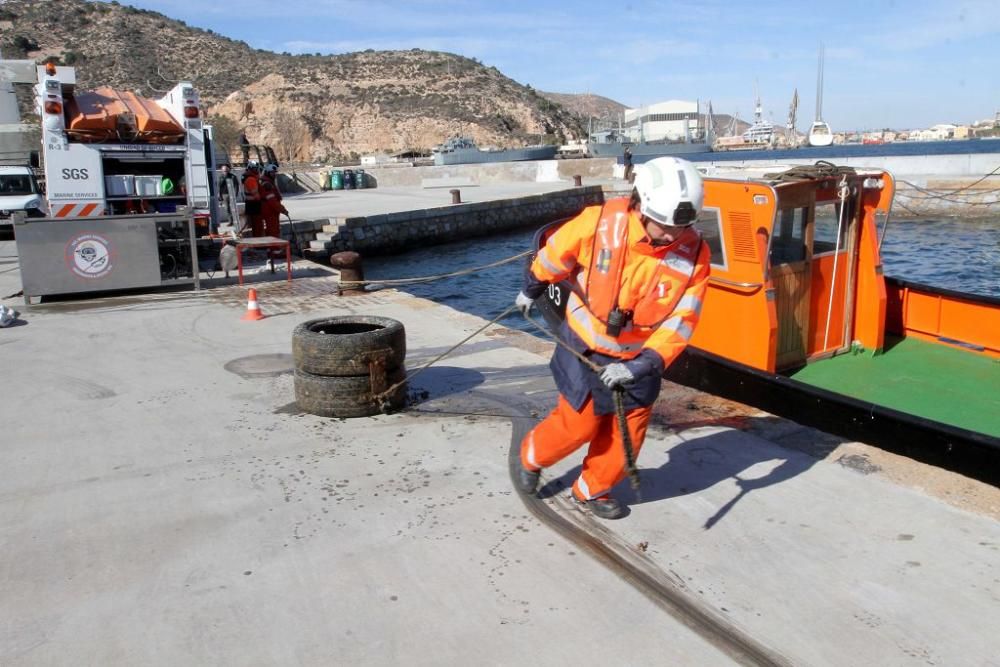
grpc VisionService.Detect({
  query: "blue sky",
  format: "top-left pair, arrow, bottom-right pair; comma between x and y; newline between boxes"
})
115,0 -> 999,131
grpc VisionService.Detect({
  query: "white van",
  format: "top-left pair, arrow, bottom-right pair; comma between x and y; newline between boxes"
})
0,165 -> 47,226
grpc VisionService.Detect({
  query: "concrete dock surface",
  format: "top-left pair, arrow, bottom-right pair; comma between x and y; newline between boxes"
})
1,241 -> 999,666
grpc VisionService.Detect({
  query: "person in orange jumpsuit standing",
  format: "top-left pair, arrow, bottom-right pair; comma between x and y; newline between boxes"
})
242,162 -> 262,236
260,163 -> 288,238
514,157 -> 711,519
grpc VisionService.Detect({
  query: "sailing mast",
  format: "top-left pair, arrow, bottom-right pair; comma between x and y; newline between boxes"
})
815,43 -> 825,123
807,43 -> 834,146
706,100 -> 715,146
787,88 -> 798,146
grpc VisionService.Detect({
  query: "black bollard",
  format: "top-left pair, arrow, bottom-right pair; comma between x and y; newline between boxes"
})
450,189 -> 462,204
573,174 -> 583,187
330,251 -> 365,295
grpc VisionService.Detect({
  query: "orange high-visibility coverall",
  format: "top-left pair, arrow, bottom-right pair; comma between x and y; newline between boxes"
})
521,198 -> 711,501
260,174 -> 284,238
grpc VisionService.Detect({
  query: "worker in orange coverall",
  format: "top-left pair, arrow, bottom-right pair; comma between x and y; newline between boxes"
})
259,163 -> 288,238
514,157 -> 712,519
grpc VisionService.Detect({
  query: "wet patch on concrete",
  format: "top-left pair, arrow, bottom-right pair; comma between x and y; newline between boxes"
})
224,354 -> 294,379
57,375 -> 117,400
836,453 -> 882,475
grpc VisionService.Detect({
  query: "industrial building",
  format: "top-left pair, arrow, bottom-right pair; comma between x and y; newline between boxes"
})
622,100 -> 700,143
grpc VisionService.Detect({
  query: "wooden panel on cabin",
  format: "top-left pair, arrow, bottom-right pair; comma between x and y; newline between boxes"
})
770,205 -> 814,369
773,264 -> 812,368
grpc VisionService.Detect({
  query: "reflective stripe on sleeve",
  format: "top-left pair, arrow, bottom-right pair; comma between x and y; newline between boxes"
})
536,248 -> 568,275
658,315 -> 694,341
676,294 -> 703,316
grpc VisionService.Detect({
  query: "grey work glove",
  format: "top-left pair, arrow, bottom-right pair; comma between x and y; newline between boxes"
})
599,362 -> 634,388
515,291 -> 535,317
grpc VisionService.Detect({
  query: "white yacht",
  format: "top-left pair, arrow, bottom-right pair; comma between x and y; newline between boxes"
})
808,44 -> 834,147
741,90 -> 774,146
808,120 -> 833,147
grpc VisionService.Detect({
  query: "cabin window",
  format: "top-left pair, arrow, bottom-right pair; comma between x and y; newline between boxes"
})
814,202 -> 850,255
694,206 -> 727,269
770,207 -> 808,264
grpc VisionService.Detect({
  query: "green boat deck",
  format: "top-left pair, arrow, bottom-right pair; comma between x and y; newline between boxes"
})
787,336 -> 1000,438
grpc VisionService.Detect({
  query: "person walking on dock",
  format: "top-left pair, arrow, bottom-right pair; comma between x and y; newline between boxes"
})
623,147 -> 634,182
514,157 -> 711,519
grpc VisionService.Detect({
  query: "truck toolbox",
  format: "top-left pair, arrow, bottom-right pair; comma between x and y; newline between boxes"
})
104,175 -> 134,196
135,175 -> 162,196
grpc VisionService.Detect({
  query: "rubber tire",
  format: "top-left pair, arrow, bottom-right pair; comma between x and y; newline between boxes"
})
294,367 -> 407,418
292,316 -> 406,377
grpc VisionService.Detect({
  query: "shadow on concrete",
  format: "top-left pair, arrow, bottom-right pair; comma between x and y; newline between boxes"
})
407,365 -> 486,402
537,420 -> 823,530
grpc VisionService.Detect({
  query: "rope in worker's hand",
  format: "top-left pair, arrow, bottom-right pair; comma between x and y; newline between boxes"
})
523,310 -> 641,494
372,301 -> 643,493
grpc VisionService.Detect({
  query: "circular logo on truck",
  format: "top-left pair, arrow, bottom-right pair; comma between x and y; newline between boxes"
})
65,233 -> 116,280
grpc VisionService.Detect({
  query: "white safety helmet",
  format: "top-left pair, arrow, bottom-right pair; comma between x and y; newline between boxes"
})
633,157 -> 704,227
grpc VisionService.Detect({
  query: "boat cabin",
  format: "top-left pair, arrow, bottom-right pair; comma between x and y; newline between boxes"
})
692,165 -> 998,376
693,165 -> 895,372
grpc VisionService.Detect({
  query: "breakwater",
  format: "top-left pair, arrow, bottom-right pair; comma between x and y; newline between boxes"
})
305,185 -> 606,255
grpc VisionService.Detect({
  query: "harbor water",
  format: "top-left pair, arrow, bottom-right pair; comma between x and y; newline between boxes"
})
627,137 -> 1000,164
365,216 -> 999,333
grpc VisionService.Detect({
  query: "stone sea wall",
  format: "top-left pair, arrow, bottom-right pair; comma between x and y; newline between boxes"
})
303,186 -> 606,256
890,177 -> 1000,218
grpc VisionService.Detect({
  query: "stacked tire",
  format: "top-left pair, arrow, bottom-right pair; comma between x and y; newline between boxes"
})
292,316 -> 407,418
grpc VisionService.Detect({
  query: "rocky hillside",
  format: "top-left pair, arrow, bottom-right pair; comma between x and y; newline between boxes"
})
539,91 -> 627,122
0,0 -> 583,162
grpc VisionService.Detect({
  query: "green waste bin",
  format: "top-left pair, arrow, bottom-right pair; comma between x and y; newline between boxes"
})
354,169 -> 366,189
331,170 -> 344,190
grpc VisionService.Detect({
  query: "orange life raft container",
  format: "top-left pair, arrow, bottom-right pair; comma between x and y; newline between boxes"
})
64,86 -> 185,143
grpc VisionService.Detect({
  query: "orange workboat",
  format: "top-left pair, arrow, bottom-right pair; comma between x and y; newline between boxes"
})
64,86 -> 186,143
534,163 -> 999,483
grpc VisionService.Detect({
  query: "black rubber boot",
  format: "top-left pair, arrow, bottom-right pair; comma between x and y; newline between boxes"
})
515,465 -> 541,494
581,496 -> 626,520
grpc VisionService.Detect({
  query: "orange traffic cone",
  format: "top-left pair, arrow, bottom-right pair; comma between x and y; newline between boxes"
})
242,288 -> 265,321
